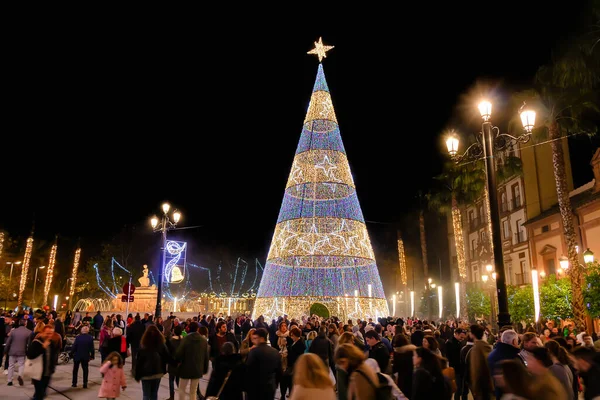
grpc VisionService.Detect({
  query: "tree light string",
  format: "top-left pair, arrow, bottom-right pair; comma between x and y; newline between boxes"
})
0,232 -> 4,260
17,236 -> 34,307
69,248 -> 81,300
397,238 -> 407,285
254,63 -> 388,321
43,242 -> 58,306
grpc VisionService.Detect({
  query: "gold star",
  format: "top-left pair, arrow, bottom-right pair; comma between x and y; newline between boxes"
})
307,37 -> 334,62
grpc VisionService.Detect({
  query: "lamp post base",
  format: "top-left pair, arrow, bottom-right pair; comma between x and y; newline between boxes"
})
497,311 -> 511,328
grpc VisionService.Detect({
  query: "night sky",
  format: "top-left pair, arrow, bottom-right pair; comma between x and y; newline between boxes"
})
2,4 -> 598,294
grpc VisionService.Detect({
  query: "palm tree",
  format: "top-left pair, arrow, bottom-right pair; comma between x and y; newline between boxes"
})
428,161 -> 486,320
514,11 -> 599,330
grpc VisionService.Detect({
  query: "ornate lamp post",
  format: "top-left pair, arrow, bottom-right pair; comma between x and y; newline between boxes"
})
150,202 -> 182,318
5,261 -> 21,310
31,265 -> 46,307
446,101 -> 536,327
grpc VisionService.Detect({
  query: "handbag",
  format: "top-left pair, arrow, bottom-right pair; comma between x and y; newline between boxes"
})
23,340 -> 44,381
206,371 -> 232,400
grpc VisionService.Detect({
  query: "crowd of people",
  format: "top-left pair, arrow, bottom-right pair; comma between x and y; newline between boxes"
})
1,307 -> 600,399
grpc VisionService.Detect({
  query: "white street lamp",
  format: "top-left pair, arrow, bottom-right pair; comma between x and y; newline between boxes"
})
162,203 -> 171,214
532,268 -> 540,323
478,100 -> 492,121
559,255 -> 569,270
150,216 -> 159,229
482,274 -> 489,283
173,210 -> 181,224
438,285 -> 443,319
455,282 -> 460,319
486,264 -> 493,273
520,109 -> 536,134
583,248 -> 595,264
446,131 -> 459,157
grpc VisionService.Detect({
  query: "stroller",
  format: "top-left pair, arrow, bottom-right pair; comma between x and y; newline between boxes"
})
58,336 -> 75,365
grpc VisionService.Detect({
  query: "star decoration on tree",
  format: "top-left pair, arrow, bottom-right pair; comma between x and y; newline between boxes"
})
307,37 -> 334,62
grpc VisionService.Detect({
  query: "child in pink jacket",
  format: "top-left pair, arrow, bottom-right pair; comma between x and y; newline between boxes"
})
98,351 -> 127,399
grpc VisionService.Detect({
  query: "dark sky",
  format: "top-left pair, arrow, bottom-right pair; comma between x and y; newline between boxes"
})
2,4 -> 598,293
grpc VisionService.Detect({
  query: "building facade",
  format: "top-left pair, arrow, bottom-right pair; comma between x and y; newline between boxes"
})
448,136 -> 573,285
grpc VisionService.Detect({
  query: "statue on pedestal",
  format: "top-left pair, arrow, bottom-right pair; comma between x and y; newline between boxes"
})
138,264 -> 150,287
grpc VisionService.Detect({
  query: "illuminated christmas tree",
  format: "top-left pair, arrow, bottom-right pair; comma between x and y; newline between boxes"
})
253,39 -> 388,321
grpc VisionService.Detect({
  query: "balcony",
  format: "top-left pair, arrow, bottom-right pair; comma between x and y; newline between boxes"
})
515,231 -> 527,244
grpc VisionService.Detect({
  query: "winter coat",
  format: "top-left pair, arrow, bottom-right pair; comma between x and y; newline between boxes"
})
98,362 -> 126,398
468,339 -> 493,398
205,353 -> 244,400
208,332 -> 238,359
368,341 -> 390,373
487,342 -> 523,399
134,343 -> 170,382
125,321 -> 145,349
93,313 -> 104,330
548,363 -> 573,400
5,326 -> 31,357
166,336 -> 183,375
411,367 -> 447,400
106,335 -> 128,361
530,370 -> 568,399
245,342 -> 281,398
393,344 -> 416,397
308,334 -> 334,370
445,336 -> 464,371
175,331 -> 209,379
348,362 -> 378,400
287,338 -> 305,375
27,338 -> 59,377
289,385 -> 336,400
72,333 -> 95,362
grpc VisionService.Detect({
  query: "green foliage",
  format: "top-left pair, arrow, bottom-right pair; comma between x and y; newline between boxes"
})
309,302 -> 330,318
466,285 -> 490,322
427,162 -> 485,215
507,285 -> 534,324
584,261 -> 600,318
497,155 -> 523,183
540,275 -> 573,321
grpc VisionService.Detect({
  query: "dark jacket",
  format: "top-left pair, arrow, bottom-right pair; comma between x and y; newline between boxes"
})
368,341 -> 390,373
411,367 -> 447,400
245,342 -> 281,397
393,343 -> 416,397
206,353 -> 243,400
445,336 -> 464,371
175,332 -> 209,379
308,334 -> 334,370
126,321 -> 145,349
459,342 -> 474,388
54,320 -> 64,339
72,333 -> 95,362
487,342 -> 523,400
27,338 -> 59,377
93,313 -> 104,330
287,338 -> 305,374
580,362 -> 600,400
166,336 -> 183,375
208,332 -> 238,359
411,329 -> 425,347
134,343 -> 170,382
106,335 -> 128,361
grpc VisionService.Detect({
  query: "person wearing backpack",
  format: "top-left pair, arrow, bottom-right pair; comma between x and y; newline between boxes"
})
335,343 -> 379,399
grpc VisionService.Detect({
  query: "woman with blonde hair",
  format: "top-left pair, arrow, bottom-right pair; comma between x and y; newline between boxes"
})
240,328 -> 256,362
335,343 -> 378,400
290,353 -> 335,400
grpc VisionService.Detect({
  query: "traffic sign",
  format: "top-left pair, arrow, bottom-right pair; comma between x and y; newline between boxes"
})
122,283 -> 135,295
121,295 -> 134,302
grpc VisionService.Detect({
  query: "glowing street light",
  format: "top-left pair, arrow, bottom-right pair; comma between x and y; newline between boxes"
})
392,294 -> 396,317
438,285 -> 443,319
583,248 -> 595,264
486,264 -> 493,273
559,255 -> 569,270
532,268 -> 540,323
482,274 -> 489,283
410,291 -> 415,317
520,109 -> 536,134
478,100 -> 492,121
446,131 -> 459,157
455,282 -> 460,319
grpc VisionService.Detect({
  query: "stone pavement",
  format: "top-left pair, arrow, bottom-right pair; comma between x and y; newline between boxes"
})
0,356 -> 212,400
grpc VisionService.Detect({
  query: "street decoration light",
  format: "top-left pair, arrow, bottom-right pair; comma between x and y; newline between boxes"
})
32,266 -> 45,307
438,285 -> 443,319
583,248 -> 594,264
445,100 -> 536,327
559,255 -> 569,270
455,282 -> 460,320
150,202 -> 183,318
532,267 -> 541,323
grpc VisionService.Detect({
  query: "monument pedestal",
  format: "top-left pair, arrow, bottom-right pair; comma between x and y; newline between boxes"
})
111,286 -> 158,313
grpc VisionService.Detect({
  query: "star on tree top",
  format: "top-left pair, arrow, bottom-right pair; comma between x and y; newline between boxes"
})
307,37 -> 334,62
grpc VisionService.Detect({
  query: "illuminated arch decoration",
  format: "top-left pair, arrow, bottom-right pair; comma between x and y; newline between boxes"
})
165,240 -> 187,284
253,63 -> 389,322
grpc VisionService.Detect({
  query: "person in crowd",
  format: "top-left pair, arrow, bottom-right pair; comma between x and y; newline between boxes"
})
487,329 -> 523,400
435,330 -> 447,357
29,322 -> 45,346
27,325 -> 59,400
53,317 -> 64,344
99,318 -> 113,363
411,324 -> 425,347
175,321 -> 209,400
392,330 -> 415,397
572,346 -> 600,400
527,347 -> 568,398
423,335 -> 442,357
71,325 -> 95,388
468,324 -> 493,400
5,318 -> 30,387
494,359 -> 532,400
364,330 -> 390,373
106,327 -> 128,365
285,326 -> 305,396
245,328 -> 281,400
545,339 -> 576,400
240,328 -> 256,362
328,323 -> 339,350
72,309 -> 82,328
412,347 -> 448,400
305,330 -> 317,353
126,314 -> 145,377
115,314 -> 125,330
205,342 -> 243,400
518,332 -> 538,365
445,328 -> 465,400
289,353 -> 336,400
166,325 -> 183,400
82,312 -> 93,325
63,311 -> 72,332
98,351 -> 127,399
134,325 -> 171,400
274,321 -> 293,398
308,326 -> 335,375
335,343 -> 377,399
208,321 -> 238,368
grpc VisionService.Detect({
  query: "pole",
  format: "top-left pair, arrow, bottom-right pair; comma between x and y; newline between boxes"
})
124,276 -> 132,336
31,267 -> 39,307
482,121 -> 511,327
155,215 -> 167,319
